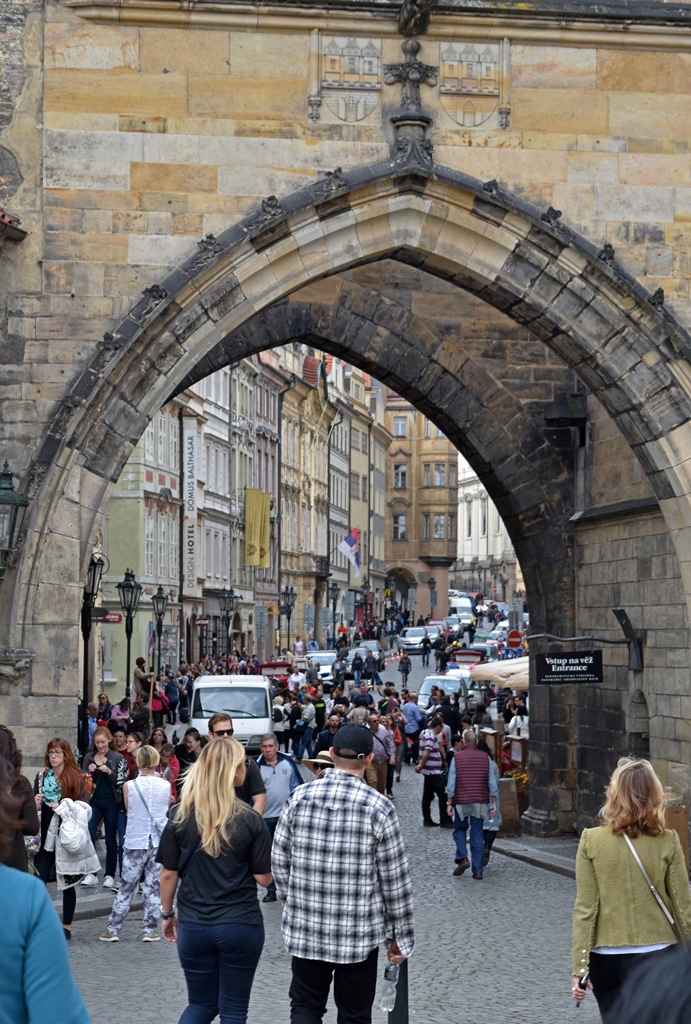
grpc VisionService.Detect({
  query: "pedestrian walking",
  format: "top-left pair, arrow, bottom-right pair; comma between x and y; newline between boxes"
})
82,726 -> 127,890
33,737 -> 98,939
157,738 -> 272,1024
0,724 -> 39,872
256,734 -> 303,903
272,723 -> 415,1024
398,652 -> 412,687
446,728 -> 497,880
421,630 -> 431,667
401,692 -> 425,765
571,757 -> 691,1021
0,756 -> 91,1024
416,715 -> 451,828
99,745 -> 170,942
365,711 -> 395,794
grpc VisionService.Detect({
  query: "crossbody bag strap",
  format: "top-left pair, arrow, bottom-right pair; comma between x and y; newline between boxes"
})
623,834 -> 683,942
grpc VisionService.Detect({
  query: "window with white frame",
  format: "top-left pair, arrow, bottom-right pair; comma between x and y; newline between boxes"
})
145,513 -> 155,577
392,514 -> 406,540
423,464 -> 431,487
434,464 -> 446,487
350,473 -> 360,499
361,475 -> 368,501
433,514 -> 444,539
448,515 -> 456,540
449,463 -> 457,487
393,464 -> 407,489
170,516 -> 179,580
393,416 -> 407,437
169,419 -> 178,471
424,418 -> 431,438
423,513 -> 430,539
158,514 -> 168,578
157,414 -> 167,467
144,421 -> 155,461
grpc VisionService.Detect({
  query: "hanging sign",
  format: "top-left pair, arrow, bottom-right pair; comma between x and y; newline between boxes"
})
535,650 -> 603,685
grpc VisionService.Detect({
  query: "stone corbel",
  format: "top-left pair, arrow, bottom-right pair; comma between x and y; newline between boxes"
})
0,648 -> 34,696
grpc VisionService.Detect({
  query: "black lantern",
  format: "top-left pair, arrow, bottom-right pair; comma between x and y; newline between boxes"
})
117,568 -> 143,702
0,461 -> 29,585
152,584 -> 169,694
281,584 -> 297,654
428,576 -> 437,614
79,553 -> 106,757
219,586 -> 238,648
328,580 -> 339,649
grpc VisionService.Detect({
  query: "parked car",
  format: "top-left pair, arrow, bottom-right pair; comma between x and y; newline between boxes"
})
417,673 -> 470,714
306,651 -> 337,691
397,625 -> 440,654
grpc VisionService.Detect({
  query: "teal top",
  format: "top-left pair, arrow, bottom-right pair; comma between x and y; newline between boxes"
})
0,864 -> 91,1024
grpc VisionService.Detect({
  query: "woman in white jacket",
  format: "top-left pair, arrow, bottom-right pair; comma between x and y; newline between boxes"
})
33,737 -> 97,939
99,745 -> 170,942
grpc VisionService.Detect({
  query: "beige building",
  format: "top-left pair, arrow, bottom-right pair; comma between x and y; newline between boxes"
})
280,353 -> 335,649
385,395 -> 458,620
346,366 -> 372,625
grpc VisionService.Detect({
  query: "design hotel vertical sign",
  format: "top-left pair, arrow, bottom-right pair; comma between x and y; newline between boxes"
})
183,424 -> 197,592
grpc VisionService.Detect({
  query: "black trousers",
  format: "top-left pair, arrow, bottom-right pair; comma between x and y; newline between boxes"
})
589,947 -> 676,1023
35,848 -> 77,925
290,947 -> 379,1024
421,772 -> 446,823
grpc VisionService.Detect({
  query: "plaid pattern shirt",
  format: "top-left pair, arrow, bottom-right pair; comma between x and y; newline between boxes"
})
272,769 -> 415,964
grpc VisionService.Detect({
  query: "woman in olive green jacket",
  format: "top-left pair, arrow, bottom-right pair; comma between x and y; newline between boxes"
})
571,758 -> 691,1021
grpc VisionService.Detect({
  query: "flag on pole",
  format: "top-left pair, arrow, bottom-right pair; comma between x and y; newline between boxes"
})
338,528 -> 361,578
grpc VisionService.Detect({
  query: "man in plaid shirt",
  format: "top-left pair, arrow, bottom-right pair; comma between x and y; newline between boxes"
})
273,722 -> 415,1024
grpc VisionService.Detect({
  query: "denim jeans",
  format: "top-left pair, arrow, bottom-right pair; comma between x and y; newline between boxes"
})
294,729 -> 314,761
89,800 -> 119,878
353,669 -> 362,686
452,809 -> 485,875
177,920 -> 265,1024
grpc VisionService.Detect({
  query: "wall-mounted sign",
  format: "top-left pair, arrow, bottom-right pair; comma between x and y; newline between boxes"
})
535,650 -> 603,685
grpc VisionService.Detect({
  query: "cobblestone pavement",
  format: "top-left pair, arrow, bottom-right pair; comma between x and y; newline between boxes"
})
65,655 -> 602,1024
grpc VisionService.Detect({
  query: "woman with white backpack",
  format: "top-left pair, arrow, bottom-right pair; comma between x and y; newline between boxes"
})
99,745 -> 170,942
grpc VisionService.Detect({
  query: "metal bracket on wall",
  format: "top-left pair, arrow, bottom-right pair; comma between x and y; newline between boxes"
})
527,608 -> 644,672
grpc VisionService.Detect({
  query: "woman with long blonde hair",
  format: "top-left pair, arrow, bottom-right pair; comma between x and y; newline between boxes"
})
571,757 -> 691,1020
157,738 -> 272,1024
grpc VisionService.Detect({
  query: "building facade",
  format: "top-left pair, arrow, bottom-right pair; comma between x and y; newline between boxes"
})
385,395 -> 459,620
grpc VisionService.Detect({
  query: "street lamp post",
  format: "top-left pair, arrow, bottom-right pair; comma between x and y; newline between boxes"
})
152,585 -> 169,681
281,584 -> 296,654
0,461 -> 29,586
329,580 -> 339,649
428,576 -> 437,616
117,567 -> 143,703
219,587 -> 237,652
360,576 -> 370,626
80,553 -> 105,758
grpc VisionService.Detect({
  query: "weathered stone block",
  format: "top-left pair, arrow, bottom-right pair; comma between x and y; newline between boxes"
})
45,24 -> 139,70
44,70 -> 188,116
130,163 -> 218,194
512,88 -> 608,135
139,27 -> 230,76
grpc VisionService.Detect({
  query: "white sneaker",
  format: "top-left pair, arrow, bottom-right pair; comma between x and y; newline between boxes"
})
111,879 -> 120,892
142,931 -> 161,942
81,873 -> 99,887
103,875 -> 114,888
99,930 -> 118,942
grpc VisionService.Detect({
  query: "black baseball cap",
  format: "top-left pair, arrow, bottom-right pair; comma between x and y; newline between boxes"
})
332,723 -> 374,760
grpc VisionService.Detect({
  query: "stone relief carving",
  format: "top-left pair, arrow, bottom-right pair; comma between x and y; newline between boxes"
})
0,649 -> 34,697
438,39 -> 511,130
309,34 -> 382,124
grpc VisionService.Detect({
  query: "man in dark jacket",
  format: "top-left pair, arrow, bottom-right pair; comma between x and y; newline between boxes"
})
314,713 -> 343,754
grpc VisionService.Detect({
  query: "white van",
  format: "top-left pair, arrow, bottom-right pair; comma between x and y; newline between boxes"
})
190,676 -> 273,754
448,596 -> 474,624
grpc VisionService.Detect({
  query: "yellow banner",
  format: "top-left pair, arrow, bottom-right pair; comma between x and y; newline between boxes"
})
245,489 -> 271,568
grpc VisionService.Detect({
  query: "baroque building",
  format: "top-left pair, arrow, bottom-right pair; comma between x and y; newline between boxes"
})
385,394 -> 459,620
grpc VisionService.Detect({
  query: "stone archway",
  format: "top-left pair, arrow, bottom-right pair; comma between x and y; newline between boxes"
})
8,159 -> 691,830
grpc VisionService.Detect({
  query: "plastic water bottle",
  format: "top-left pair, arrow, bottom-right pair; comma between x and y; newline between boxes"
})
379,963 -> 399,1012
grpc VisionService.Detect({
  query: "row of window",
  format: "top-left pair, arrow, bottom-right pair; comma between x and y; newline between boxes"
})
392,463 -> 457,489
280,499 -> 327,554
350,426 -> 369,453
144,413 -> 179,471
392,416 -> 446,439
350,472 -> 369,501
391,513 -> 456,541
144,511 -> 179,580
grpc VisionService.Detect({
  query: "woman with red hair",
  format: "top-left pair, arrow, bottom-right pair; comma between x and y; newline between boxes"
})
33,737 -> 90,939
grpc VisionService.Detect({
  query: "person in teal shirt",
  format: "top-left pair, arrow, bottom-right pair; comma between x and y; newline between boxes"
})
0,863 -> 91,1024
